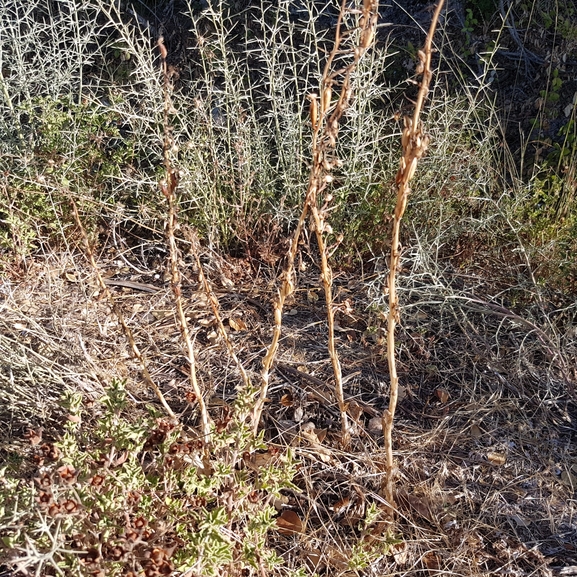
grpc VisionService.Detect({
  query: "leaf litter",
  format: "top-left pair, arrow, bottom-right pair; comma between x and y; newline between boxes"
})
0,244 -> 576,576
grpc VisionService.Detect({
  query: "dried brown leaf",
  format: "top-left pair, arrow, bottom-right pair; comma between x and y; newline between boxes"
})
315,428 -> 327,443
471,424 -> 482,439
423,551 -> 441,570
305,548 -> 323,571
276,510 -> 303,534
391,541 -> 408,565
332,496 -> 351,513
307,289 -> 319,303
228,317 -> 247,331
560,469 -> 577,487
435,388 -> 450,404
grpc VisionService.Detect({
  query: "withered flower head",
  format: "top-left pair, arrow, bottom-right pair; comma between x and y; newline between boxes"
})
144,429 -> 167,450
48,503 -> 61,517
125,529 -> 139,542
39,443 -> 61,461
34,473 -> 52,489
37,490 -> 52,507
133,516 -> 148,531
60,499 -> 80,514
90,474 -> 105,487
105,545 -> 125,561
57,464 -> 77,484
24,428 -> 43,445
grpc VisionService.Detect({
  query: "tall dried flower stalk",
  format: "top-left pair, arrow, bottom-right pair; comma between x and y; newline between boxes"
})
158,38 -> 212,442
70,201 -> 176,420
254,0 -> 380,441
182,227 -> 253,401
382,0 -> 445,509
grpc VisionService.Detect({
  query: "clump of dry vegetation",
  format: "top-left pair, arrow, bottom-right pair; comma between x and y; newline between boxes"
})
1,0 -> 576,576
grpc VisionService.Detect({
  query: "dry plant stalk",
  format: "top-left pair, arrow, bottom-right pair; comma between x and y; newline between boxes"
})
158,38 -> 212,442
382,0 -> 445,510
254,0 -> 380,441
70,201 -> 176,420
182,227 -> 253,402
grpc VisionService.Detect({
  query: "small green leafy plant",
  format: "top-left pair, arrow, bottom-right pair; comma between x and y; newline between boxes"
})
0,381 -> 299,576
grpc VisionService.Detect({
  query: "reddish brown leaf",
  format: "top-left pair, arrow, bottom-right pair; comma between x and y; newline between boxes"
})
276,510 -> 303,534
435,389 -> 450,404
424,551 -> 441,570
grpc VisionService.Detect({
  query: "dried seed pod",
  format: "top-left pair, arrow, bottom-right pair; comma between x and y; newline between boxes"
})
401,128 -> 410,149
90,474 -> 105,487
157,37 -> 168,61
37,490 -> 52,507
321,87 -> 332,114
361,28 -> 374,48
406,157 -> 418,181
57,464 -> 77,484
423,133 -> 430,148
308,93 -> 318,130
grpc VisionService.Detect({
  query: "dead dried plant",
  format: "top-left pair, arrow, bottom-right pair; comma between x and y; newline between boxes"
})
254,0 -> 380,442
382,0 -> 446,511
157,37 -> 212,442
